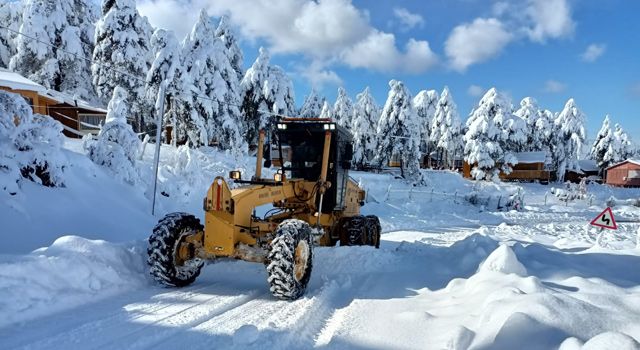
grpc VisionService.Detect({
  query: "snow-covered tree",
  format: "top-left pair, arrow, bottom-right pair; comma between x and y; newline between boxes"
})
590,115 -> 613,170
215,15 -> 243,82
0,1 -> 22,68
319,101 -> 333,119
83,86 -> 140,183
333,87 -> 353,129
351,87 -> 379,168
299,89 -> 324,119
181,10 -> 245,155
464,88 -> 517,181
92,0 -> 153,132
553,98 -> 586,181
11,0 -> 98,102
376,80 -> 421,180
146,29 -> 178,125
514,97 -> 550,152
240,47 -> 295,145
0,90 -> 67,196
613,123 -> 633,161
412,89 -> 438,160
433,88 -> 463,168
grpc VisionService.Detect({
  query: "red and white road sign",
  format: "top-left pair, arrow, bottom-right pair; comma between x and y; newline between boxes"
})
590,207 -> 617,230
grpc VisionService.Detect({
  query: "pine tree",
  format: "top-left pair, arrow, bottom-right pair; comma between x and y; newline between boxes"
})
0,1 -> 22,68
553,98 -> 586,181
352,87 -> 379,168
376,80 -> 421,180
240,47 -> 295,145
319,101 -> 333,119
299,89 -> 324,119
613,123 -> 633,161
590,115 -> 613,170
515,97 -> 545,151
433,88 -> 462,168
181,10 -> 245,155
146,29 -> 178,113
11,0 -> 98,102
463,88 -> 515,180
215,15 -> 243,82
92,0 -> 153,132
412,89 -> 438,162
333,87 -> 353,129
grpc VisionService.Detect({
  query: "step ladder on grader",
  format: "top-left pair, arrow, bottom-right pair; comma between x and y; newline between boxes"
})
147,118 -> 381,300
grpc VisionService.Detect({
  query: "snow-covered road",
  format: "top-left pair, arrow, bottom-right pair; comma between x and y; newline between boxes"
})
2,225 -> 640,350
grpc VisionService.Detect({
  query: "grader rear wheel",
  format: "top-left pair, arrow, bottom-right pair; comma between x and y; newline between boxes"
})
266,219 -> 313,300
147,212 -> 204,287
365,215 -> 381,249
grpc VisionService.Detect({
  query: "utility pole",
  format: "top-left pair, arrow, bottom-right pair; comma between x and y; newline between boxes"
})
151,82 -> 167,216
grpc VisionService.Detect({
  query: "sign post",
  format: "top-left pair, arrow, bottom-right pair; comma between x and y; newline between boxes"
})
589,207 -> 617,247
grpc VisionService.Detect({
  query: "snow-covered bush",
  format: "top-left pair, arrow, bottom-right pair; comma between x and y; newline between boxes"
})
83,87 -> 140,184
159,145 -> 206,200
0,91 -> 67,195
550,183 -> 588,203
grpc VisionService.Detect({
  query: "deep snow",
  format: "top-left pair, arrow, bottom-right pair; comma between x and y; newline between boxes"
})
1,138 -> 640,349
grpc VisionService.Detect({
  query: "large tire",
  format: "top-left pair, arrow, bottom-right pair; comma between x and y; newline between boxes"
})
147,212 -> 204,287
365,215 -> 381,249
266,219 -> 313,300
340,216 -> 367,246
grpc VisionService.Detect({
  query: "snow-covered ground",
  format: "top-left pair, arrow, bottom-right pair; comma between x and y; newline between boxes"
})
1,139 -> 640,349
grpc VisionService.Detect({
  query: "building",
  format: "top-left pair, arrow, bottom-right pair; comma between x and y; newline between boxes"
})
565,159 -> 601,183
0,68 -> 106,138
463,151 -> 551,183
605,159 -> 640,187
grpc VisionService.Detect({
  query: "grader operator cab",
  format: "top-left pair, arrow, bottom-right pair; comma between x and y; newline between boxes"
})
147,118 -> 380,300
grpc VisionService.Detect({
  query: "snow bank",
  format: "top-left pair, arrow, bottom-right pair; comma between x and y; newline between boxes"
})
0,236 -> 147,327
478,244 -> 527,276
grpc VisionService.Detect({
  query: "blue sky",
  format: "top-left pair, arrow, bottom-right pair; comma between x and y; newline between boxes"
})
138,0 -> 640,139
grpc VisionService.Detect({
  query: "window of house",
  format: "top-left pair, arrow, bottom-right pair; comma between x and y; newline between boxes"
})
629,170 -> 640,179
78,114 -> 105,131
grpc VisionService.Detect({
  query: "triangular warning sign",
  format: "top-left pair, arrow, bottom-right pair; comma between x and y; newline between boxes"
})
590,207 -> 617,230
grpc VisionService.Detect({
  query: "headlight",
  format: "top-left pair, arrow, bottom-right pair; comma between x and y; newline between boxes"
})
229,170 -> 242,180
277,123 -> 287,130
323,123 -> 336,130
274,172 -> 286,182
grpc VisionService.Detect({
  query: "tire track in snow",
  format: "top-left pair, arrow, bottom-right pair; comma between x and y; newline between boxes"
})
0,283 -> 218,350
94,289 -> 263,350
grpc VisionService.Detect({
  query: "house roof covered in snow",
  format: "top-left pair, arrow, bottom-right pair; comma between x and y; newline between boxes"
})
0,68 -> 46,93
514,151 -> 547,164
43,89 -> 107,114
607,159 -> 640,169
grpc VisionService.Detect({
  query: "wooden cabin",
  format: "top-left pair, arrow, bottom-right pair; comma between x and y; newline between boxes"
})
464,151 -> 551,182
605,159 -> 640,187
0,69 -> 107,138
565,159 -> 601,183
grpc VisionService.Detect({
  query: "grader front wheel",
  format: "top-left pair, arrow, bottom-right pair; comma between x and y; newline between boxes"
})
147,212 -> 204,287
266,219 -> 314,300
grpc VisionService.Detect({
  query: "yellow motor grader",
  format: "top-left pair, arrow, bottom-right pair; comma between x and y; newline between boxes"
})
147,118 -> 380,300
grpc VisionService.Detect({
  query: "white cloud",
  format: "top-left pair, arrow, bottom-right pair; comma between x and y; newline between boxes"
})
445,18 -> 513,72
526,0 -> 575,42
393,7 -> 424,31
467,85 -> 485,97
581,43 -> 606,62
297,61 -> 343,89
543,80 -> 567,93
138,0 -> 438,84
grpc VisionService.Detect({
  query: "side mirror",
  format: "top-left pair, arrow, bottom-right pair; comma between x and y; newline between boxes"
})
263,144 -> 271,168
344,143 -> 353,161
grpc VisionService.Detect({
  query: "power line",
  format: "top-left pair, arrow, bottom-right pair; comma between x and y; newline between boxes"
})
0,24 -> 295,120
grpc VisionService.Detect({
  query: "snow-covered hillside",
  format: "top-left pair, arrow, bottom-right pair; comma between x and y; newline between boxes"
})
1,139 -> 640,350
